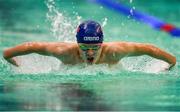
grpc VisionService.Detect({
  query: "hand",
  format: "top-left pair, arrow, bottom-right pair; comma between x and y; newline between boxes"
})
6,58 -> 19,67
163,64 -> 175,71
169,64 -> 175,70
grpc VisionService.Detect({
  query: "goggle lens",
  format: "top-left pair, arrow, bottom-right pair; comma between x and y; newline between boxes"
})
79,44 -> 101,51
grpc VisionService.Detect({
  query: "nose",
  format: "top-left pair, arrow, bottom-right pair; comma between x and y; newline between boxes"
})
87,49 -> 94,57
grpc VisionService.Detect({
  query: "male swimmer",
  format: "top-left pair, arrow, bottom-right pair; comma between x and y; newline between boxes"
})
3,20 -> 176,69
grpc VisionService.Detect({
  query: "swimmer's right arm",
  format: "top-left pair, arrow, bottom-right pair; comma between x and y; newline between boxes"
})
3,42 -> 61,66
124,43 -> 176,69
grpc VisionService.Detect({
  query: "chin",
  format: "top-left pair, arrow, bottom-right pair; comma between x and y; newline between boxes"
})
86,57 -> 94,64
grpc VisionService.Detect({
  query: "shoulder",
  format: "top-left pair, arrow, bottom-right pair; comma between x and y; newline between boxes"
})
45,42 -> 78,54
103,41 -> 150,48
53,42 -> 79,51
47,42 -> 78,49
101,42 -> 124,54
103,41 -> 134,46
102,42 -> 129,50
102,41 -> 146,54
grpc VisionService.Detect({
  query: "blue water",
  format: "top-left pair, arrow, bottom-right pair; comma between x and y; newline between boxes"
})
0,0 -> 180,111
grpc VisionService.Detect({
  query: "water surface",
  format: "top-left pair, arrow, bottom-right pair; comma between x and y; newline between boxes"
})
0,0 -> 180,111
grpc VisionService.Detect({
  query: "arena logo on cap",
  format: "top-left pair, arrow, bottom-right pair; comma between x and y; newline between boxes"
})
84,37 -> 99,41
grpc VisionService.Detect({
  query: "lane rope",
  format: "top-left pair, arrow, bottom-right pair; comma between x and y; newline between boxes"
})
89,0 -> 180,37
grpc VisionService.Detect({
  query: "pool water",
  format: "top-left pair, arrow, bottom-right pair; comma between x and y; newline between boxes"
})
0,0 -> 180,111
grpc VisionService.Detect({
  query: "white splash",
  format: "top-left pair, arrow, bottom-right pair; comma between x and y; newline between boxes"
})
13,55 -> 61,74
46,0 -> 82,42
102,17 -> 108,27
130,7 -> 135,15
130,0 -> 133,3
58,63 -> 123,75
121,56 -> 170,73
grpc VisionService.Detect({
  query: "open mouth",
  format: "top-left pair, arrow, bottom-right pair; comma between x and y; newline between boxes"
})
87,57 -> 94,63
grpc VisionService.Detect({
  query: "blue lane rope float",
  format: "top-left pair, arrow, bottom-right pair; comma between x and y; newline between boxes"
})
89,0 -> 180,38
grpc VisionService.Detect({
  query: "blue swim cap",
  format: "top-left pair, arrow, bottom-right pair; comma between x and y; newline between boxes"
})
76,20 -> 103,44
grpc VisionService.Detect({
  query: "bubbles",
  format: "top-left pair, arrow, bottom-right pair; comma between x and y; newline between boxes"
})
46,0 -> 82,42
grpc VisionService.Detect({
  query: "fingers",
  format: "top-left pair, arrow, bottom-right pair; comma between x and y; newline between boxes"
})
168,64 -> 175,70
163,64 -> 175,71
6,58 -> 19,67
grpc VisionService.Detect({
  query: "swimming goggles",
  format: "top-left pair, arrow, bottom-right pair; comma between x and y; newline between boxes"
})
79,44 -> 101,51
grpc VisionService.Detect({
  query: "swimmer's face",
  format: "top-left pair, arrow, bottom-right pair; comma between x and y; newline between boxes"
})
78,43 -> 102,64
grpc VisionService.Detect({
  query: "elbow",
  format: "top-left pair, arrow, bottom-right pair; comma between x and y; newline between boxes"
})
147,44 -> 177,66
171,55 -> 176,65
168,56 -> 176,69
145,44 -> 159,55
3,50 -> 6,59
3,49 -> 10,59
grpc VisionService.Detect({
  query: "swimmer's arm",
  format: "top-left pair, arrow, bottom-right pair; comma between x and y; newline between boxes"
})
125,43 -> 176,68
3,42 -> 60,66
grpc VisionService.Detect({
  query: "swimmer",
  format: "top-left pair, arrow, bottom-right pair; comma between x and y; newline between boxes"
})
3,20 -> 176,70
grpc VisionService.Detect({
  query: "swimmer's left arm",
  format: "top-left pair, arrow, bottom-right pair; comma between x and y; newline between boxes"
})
120,42 -> 176,69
